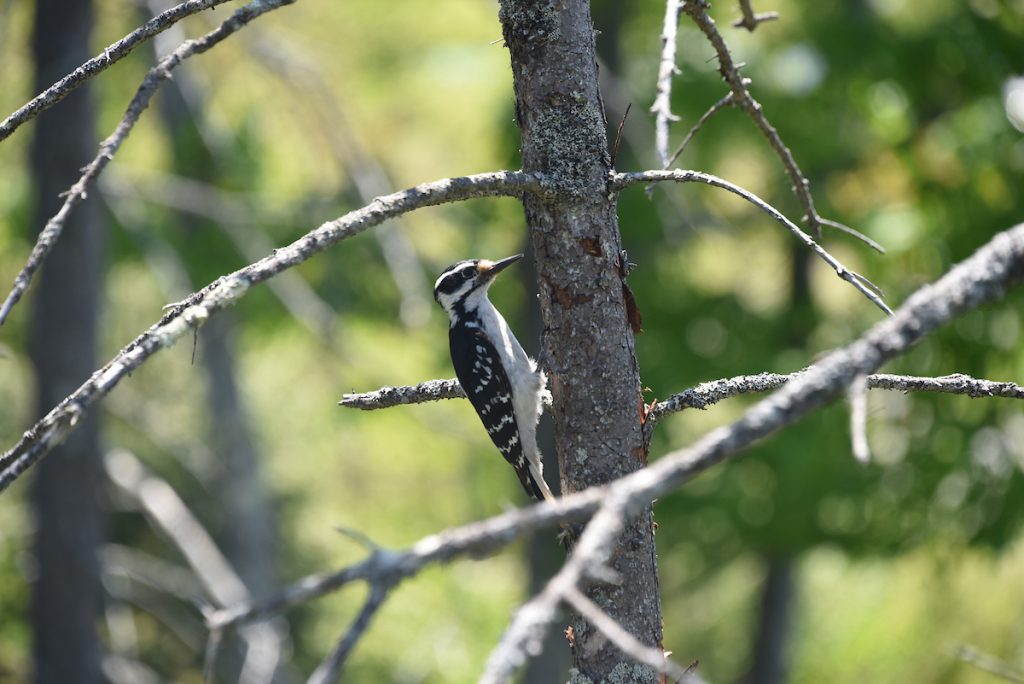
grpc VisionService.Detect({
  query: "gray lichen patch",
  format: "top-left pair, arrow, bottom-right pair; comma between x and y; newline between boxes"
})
531,97 -> 607,197
606,662 -> 660,684
499,0 -> 560,45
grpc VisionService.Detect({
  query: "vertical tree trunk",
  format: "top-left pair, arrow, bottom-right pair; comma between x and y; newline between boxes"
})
29,0 -> 105,681
744,558 -> 796,684
498,1 -> 663,679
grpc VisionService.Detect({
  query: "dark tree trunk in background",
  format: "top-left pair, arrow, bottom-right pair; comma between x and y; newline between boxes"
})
29,0 -> 105,681
744,246 -> 809,684
744,558 -> 796,684
499,1 -> 663,679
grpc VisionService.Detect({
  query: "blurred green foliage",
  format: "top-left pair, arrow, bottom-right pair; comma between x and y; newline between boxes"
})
1,0 -> 1023,682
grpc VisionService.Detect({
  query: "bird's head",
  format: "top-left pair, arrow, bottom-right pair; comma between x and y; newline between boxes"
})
433,254 -> 523,318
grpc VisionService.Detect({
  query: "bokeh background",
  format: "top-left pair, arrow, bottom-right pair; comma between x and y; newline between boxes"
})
1,0 -> 1024,682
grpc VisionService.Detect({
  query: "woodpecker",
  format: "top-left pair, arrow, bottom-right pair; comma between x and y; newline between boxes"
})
433,254 -> 555,502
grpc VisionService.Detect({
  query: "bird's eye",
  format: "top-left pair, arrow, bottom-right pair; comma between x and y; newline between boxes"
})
461,268 -> 476,281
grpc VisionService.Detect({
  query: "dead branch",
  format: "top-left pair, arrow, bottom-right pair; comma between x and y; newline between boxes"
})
614,169 -> 892,314
651,0 -> 684,166
0,0 -> 231,143
682,0 -> 823,236
0,0 -> 296,328
732,0 -> 779,32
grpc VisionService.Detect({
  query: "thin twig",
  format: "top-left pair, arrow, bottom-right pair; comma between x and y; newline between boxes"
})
819,218 -> 886,254
650,370 -> 1024,425
650,0 -> 684,167
0,0 -> 232,143
848,375 -> 870,463
732,0 -> 779,32
563,586 -> 698,683
306,584 -> 390,684
664,91 -> 735,169
104,448 -> 284,682
954,645 -> 1024,683
0,171 -> 543,494
682,0 -> 822,236
0,0 -> 296,328
339,378 -> 464,409
614,169 -> 893,315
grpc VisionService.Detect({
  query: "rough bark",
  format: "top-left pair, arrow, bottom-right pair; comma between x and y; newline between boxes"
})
522,250 -> 573,683
29,0 -> 105,680
498,1 -> 663,679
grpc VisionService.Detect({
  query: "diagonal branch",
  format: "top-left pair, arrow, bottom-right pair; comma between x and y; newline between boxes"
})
0,171 -> 542,494
212,225 -> 1023,672
662,90 -> 735,170
0,0 -> 232,143
306,584 -> 390,684
732,0 -> 779,32
613,169 -> 893,315
0,0 -> 296,328
682,0 -> 823,236
479,223 -> 1024,682
204,488 -> 605,631
651,0 -> 684,166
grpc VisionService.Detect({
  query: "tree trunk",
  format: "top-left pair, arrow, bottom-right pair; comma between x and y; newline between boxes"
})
29,0 -> 105,680
744,558 -> 796,684
498,1 -> 663,679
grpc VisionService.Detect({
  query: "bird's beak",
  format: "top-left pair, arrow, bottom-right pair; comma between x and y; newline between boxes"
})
480,254 -> 523,279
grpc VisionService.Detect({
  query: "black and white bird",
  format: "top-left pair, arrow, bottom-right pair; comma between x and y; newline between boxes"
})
433,254 -> 554,502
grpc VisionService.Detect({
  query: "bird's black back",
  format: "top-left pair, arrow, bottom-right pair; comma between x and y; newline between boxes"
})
449,322 -> 545,501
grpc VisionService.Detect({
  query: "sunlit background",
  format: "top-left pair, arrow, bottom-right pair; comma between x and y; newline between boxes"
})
1,0 -> 1023,681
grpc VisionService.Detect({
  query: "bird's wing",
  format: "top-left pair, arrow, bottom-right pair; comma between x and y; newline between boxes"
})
450,325 -> 547,501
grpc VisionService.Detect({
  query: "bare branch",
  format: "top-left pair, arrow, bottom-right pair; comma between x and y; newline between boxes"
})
562,586 -> 699,683
682,0 -> 823,236
819,218 -> 886,254
848,375 -> 870,463
868,373 -> 1024,398
204,489 -> 605,632
650,370 -> 1024,425
0,171 -> 542,494
480,223 -> 1024,683
339,378 -> 464,409
306,584 -> 390,684
953,645 -> 1024,683
663,91 -> 735,170
614,169 -> 893,315
100,169 -> 340,345
0,0 -> 231,143
732,0 -> 779,32
341,369 -> 1024,422
651,0 -> 684,166
0,0 -> 296,328
104,449 -> 284,682
212,224 -> 1024,669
